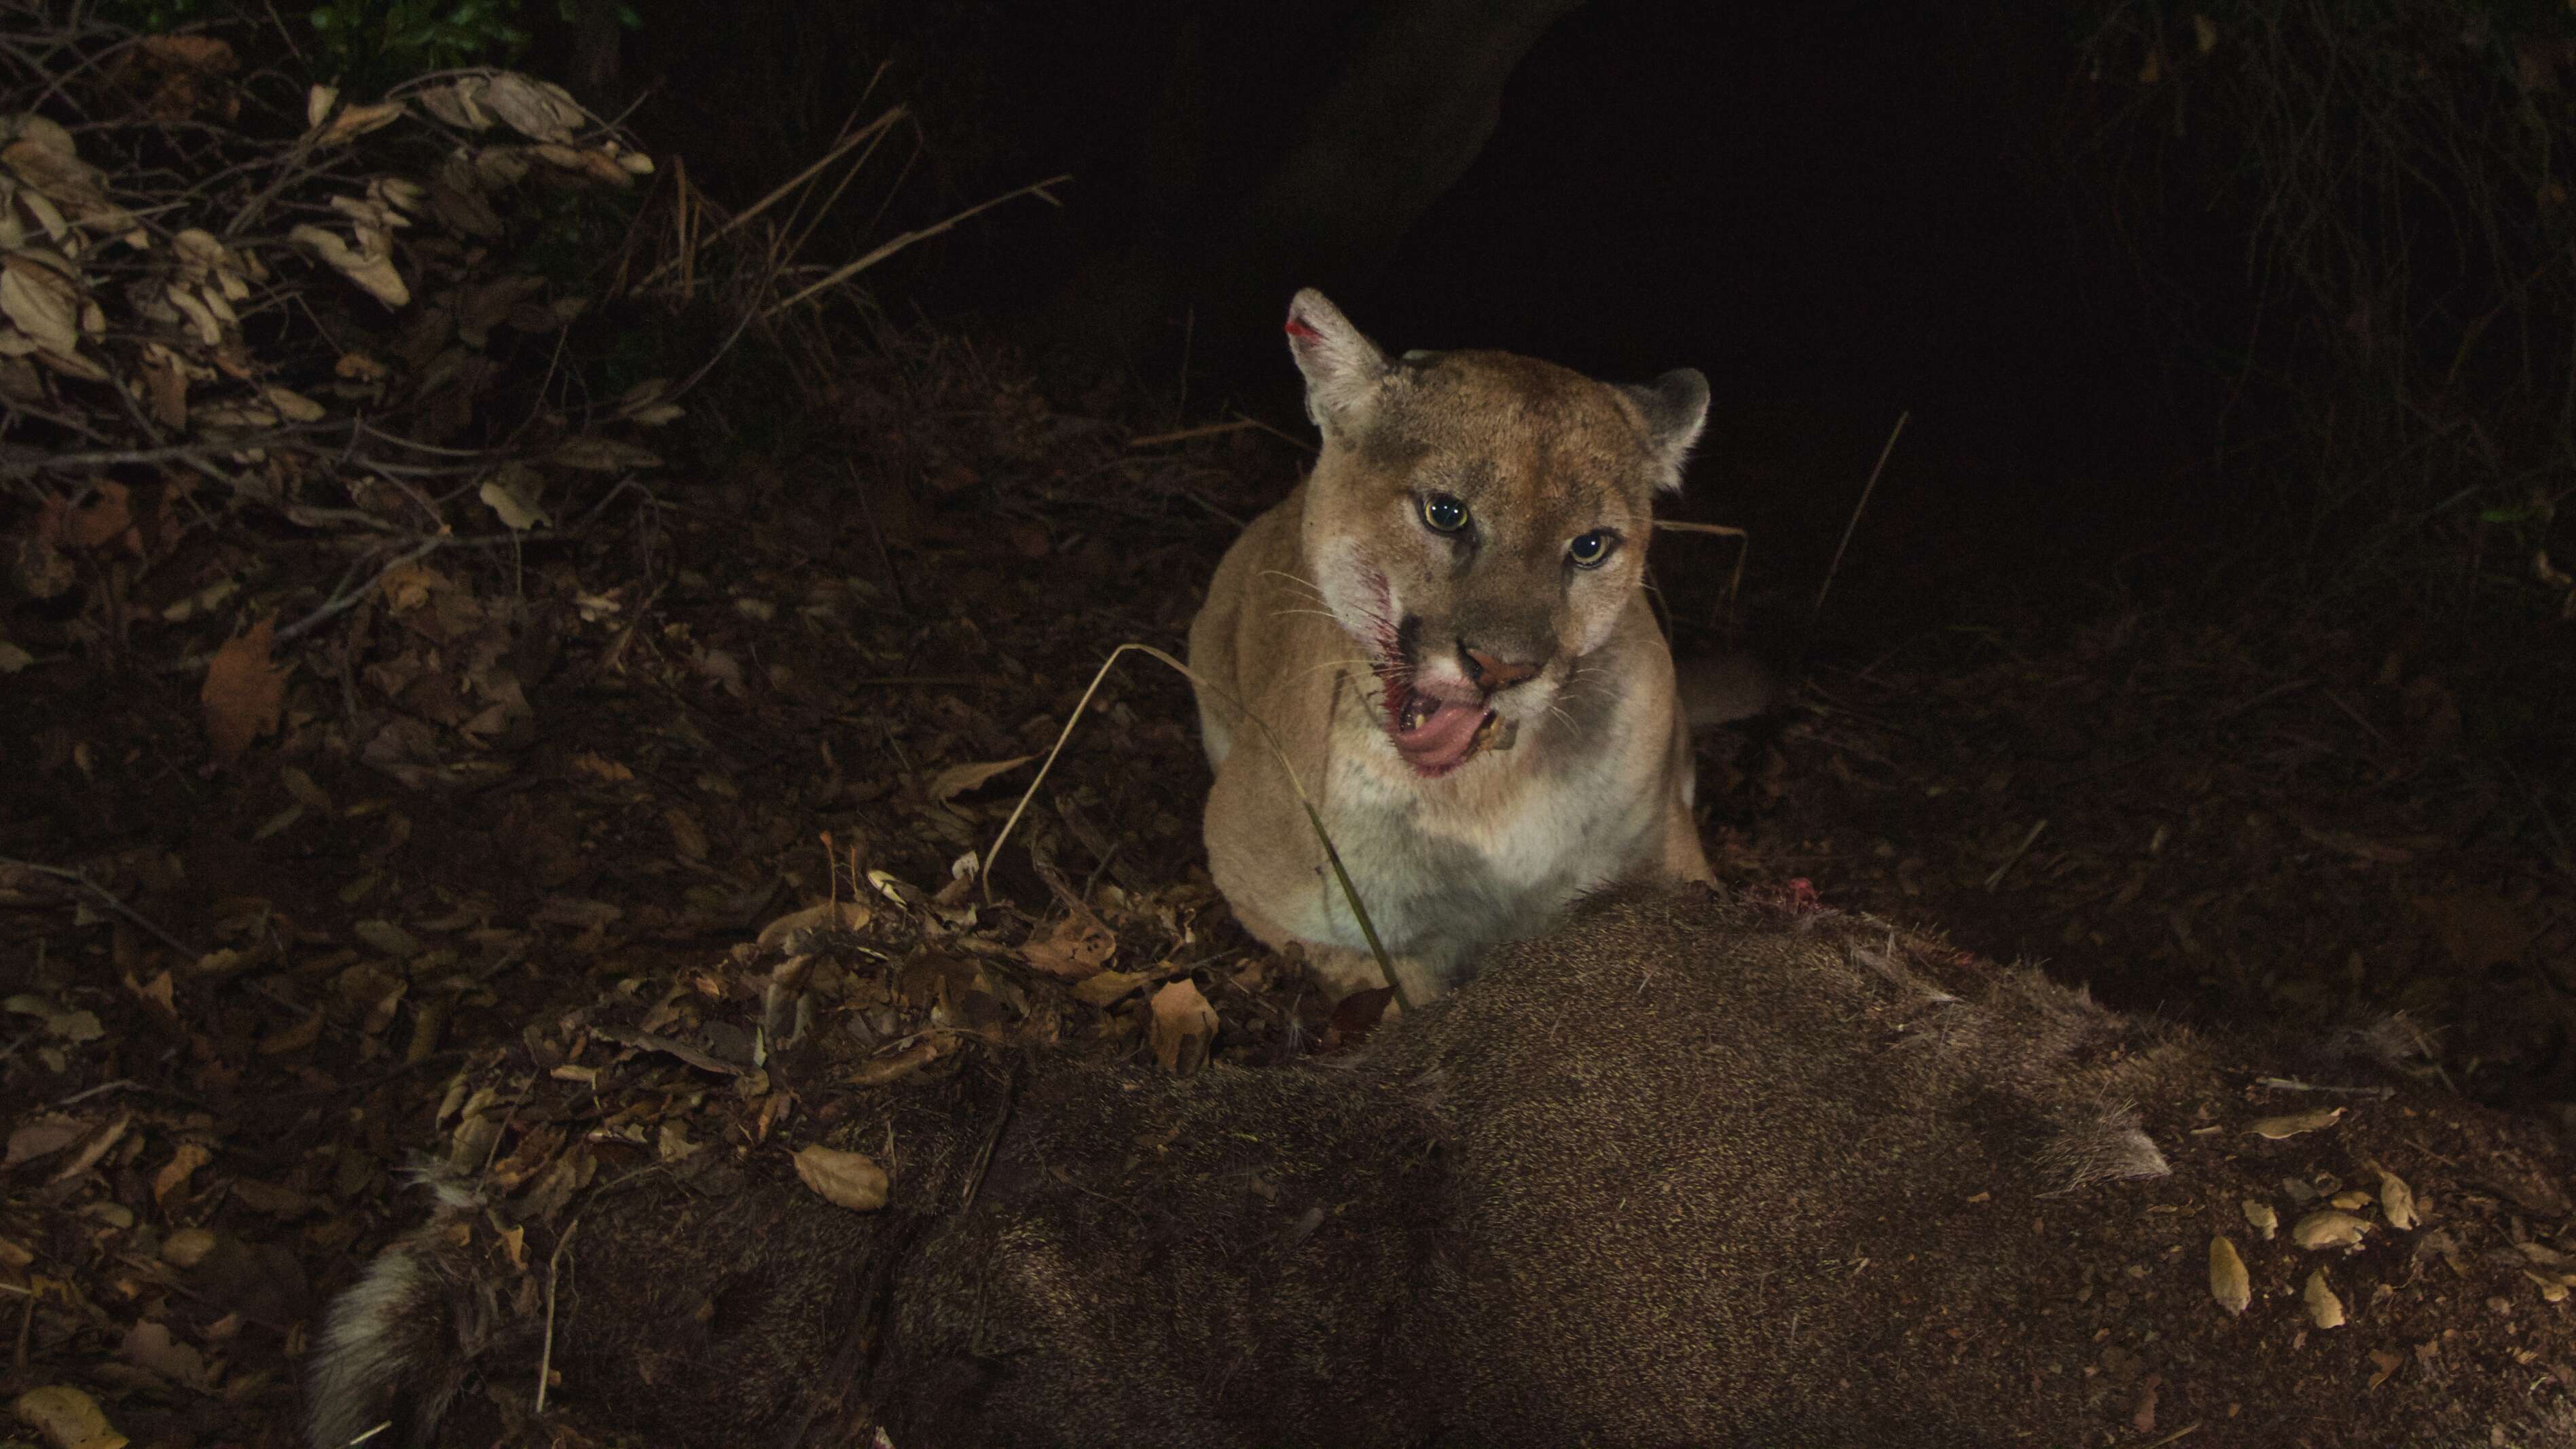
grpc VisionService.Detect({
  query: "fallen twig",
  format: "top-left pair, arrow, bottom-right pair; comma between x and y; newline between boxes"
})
0,857 -> 200,957
763,174 -> 1070,318
1812,409 -> 1908,627
533,1217 -> 582,1415
1982,819 -> 2049,892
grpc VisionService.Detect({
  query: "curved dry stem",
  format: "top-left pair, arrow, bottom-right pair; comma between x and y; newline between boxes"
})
979,642 -> 1404,1008
1812,409 -> 1908,627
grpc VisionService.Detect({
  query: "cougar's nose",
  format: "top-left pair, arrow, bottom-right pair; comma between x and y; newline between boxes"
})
1460,642 -> 1544,693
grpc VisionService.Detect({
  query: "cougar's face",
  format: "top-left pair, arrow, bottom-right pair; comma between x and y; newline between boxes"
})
1303,352 -> 1670,778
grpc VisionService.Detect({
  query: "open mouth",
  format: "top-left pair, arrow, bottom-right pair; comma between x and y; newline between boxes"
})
1387,686 -> 1494,777
1358,585 -> 1508,776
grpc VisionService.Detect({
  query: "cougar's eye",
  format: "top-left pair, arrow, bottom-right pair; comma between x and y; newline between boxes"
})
1419,493 -> 1470,534
1568,530 -> 1617,569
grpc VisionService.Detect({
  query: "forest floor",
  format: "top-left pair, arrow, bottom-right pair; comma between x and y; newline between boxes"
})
3,326 -> 2573,1446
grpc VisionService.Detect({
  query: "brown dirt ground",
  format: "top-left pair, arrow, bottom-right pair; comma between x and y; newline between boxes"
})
2,335 -> 2571,1446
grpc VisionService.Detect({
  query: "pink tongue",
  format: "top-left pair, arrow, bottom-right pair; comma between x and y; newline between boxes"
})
1393,696 -> 1486,772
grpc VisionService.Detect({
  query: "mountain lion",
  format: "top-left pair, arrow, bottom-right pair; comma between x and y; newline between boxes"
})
1188,290 -> 1764,1002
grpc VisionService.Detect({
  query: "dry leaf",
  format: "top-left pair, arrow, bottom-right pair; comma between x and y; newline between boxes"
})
2208,1234 -> 2250,1315
280,765 -> 333,813
201,617 -> 283,763
2378,1169 -> 2418,1231
1073,968 -> 1150,1007
1,253 -> 83,354
479,466 -> 547,530
4,1114 -> 86,1168
353,919 -> 422,959
2247,1106 -> 2343,1140
414,79 -> 492,130
152,1142 -> 211,1206
691,648 -> 744,695
617,377 -> 682,424
120,1321 -> 209,1389
791,1143 -> 888,1211
39,1005 -> 101,1043
755,899 -> 872,951
160,1226 -> 218,1268
165,282 -> 220,344
120,971 -> 173,1026
140,35 -> 235,73
549,437 -> 661,471
1149,979 -> 1218,1076
846,1038 -> 942,1088
664,807 -> 709,860
313,99 -> 406,147
45,1114 -> 127,1185
10,1384 -> 126,1449
928,754 -> 1033,805
1019,910 -> 1114,981
230,1179 -> 319,1217
2367,1348 -> 2403,1389
479,73 -> 587,143
2304,1267 -> 2346,1328
288,223 -> 407,307
530,141 -> 633,185
257,1010 -> 323,1056
570,751 -> 634,784
2291,1211 -> 2372,1251
2243,1198 -> 2278,1241
2518,1242 -> 2576,1272
261,384 -> 325,422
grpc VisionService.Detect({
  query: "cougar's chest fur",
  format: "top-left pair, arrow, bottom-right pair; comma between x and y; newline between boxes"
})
1189,291 -> 1715,999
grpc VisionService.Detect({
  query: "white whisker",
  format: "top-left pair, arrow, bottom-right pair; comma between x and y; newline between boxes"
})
1258,569 -> 1333,606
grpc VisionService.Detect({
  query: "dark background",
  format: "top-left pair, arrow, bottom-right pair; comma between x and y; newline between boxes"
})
592,0 -> 2257,640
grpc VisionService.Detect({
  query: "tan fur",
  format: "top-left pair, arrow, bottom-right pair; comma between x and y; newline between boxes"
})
1189,291 -> 1715,1000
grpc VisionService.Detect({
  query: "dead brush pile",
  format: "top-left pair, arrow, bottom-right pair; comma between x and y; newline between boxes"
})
0,0 -> 1078,796
0,4 -> 712,792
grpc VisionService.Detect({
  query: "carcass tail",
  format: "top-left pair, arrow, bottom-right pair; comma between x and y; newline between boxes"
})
306,1180 -> 502,1449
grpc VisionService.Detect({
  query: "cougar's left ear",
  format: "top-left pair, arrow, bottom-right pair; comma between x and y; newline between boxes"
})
1622,368 -> 1709,491
1284,289 -> 1391,441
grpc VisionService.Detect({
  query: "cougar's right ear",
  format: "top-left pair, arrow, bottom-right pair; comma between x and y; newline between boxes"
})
1622,367 -> 1710,490
1284,289 -> 1390,439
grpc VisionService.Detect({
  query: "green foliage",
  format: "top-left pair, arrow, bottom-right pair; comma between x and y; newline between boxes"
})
308,0 -> 530,85
94,0 -> 640,90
